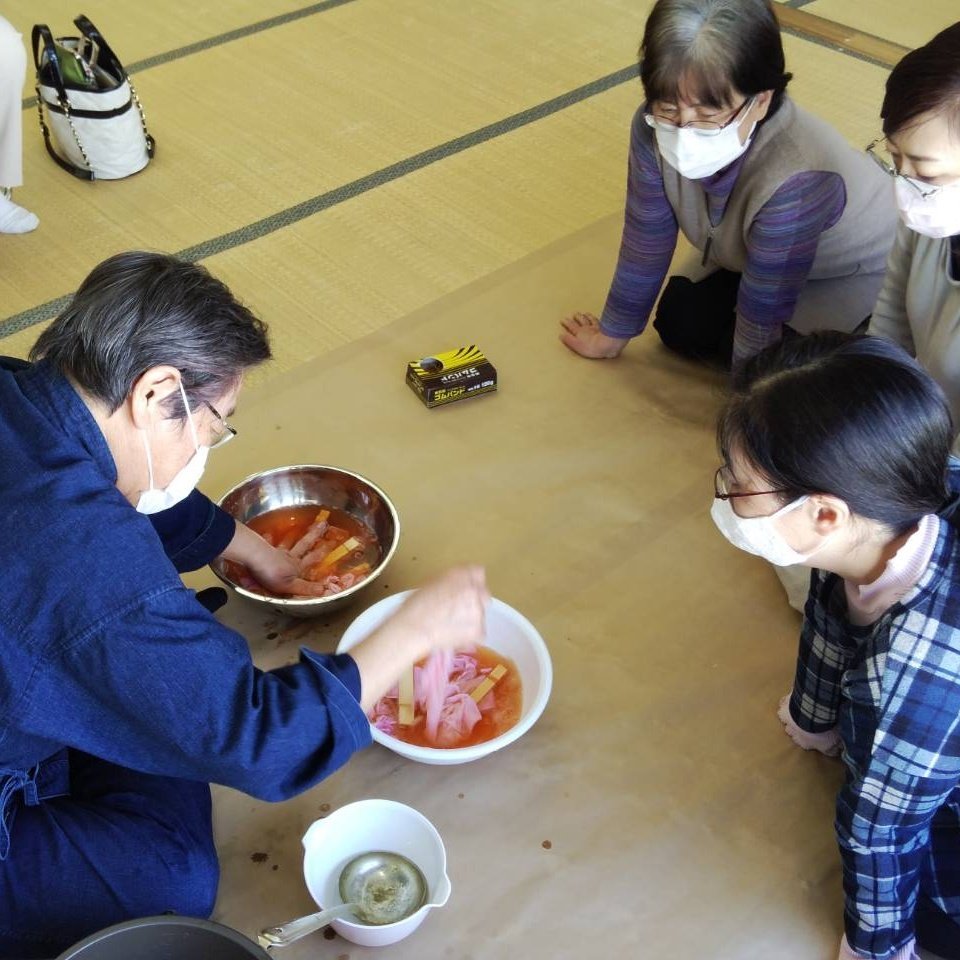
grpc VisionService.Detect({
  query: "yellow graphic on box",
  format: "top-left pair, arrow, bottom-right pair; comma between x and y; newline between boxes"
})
409,346 -> 487,379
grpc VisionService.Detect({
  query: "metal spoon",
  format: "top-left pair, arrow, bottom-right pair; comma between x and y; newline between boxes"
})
257,850 -> 428,949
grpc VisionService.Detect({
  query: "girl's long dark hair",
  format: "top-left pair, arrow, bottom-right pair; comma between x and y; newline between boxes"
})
718,332 -> 953,532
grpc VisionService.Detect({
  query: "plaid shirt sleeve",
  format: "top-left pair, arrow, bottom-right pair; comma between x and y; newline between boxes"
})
837,762 -> 958,958
788,571 -> 854,733
793,546 -> 960,959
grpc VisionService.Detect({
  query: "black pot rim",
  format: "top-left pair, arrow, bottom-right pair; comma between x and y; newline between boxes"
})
56,915 -> 269,960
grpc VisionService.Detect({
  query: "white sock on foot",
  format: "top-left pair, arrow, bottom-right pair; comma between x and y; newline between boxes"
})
0,193 -> 39,234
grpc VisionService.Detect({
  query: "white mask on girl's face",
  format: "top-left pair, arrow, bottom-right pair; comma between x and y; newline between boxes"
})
710,495 -> 828,567
654,108 -> 757,180
136,381 -> 210,515
894,178 -> 960,239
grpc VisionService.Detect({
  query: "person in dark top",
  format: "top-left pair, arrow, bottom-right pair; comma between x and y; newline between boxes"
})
0,250 -> 488,957
712,332 -> 960,960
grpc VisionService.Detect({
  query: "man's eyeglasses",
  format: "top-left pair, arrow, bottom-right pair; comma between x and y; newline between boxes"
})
713,466 -> 788,501
865,138 -> 941,200
204,401 -> 237,450
645,96 -> 753,136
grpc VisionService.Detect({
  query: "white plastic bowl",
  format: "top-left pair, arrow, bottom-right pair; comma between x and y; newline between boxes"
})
302,799 -> 450,947
337,592 -> 553,765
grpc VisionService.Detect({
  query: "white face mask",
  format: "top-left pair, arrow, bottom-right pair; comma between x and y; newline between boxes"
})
894,178 -> 960,239
136,380 -> 210,515
653,105 -> 757,180
710,495 -> 825,567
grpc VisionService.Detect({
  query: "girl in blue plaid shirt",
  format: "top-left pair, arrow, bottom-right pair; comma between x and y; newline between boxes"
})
712,332 -> 960,960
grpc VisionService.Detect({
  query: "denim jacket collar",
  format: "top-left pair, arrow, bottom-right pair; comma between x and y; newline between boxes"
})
5,358 -> 118,486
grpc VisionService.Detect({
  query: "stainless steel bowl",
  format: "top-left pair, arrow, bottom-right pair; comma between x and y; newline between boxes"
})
211,464 -> 400,617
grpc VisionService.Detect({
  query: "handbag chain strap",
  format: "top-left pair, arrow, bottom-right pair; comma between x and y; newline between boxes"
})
127,76 -> 155,157
34,82 -> 94,178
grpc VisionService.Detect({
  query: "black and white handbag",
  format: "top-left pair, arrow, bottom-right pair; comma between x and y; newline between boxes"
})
32,16 -> 155,181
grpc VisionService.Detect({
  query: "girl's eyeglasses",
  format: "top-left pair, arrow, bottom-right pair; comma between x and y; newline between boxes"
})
713,466 -> 788,501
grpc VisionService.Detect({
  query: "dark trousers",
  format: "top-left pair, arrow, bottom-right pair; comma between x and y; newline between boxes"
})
917,801 -> 960,959
0,750 -> 218,959
652,269 -> 741,368
917,896 -> 960,959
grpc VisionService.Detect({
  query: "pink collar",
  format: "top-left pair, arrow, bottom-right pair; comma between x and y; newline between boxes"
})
844,514 -> 939,626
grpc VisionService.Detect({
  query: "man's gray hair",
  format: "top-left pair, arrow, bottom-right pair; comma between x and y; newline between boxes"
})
31,251 -> 271,417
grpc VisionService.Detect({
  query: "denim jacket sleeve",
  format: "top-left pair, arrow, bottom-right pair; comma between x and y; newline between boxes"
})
18,584 -> 371,801
147,489 -> 237,573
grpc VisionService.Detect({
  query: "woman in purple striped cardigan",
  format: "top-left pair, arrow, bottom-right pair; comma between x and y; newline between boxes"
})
560,0 -> 896,369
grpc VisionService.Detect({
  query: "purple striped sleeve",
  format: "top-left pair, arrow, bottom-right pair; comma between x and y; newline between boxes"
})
599,111 -> 679,339
733,170 -> 847,362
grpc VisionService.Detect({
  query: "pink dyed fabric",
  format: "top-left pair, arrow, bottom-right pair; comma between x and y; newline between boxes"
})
371,652 -> 494,746
421,649 -> 453,741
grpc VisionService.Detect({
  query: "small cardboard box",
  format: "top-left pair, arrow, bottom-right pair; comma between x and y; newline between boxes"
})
406,346 -> 498,409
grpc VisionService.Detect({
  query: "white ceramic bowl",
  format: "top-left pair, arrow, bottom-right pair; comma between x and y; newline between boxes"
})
337,592 -> 553,765
302,799 -> 450,947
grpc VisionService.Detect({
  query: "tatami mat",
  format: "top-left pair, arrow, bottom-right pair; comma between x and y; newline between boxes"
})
5,0 -> 328,76
0,0 -> 651,345
0,6 -> 892,385
804,0 -> 957,51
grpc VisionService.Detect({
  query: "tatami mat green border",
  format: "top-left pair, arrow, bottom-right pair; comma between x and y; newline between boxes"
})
3,0 -> 917,343
21,0 -> 359,110
2,64 -> 640,340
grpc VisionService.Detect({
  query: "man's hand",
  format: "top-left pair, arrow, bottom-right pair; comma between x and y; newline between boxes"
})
220,521 -> 329,597
350,566 -> 489,712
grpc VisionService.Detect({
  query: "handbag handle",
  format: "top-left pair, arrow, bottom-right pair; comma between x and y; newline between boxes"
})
31,25 -> 69,101
73,15 -> 126,81
31,24 -> 94,180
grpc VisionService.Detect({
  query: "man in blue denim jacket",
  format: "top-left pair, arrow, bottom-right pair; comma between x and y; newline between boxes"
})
0,251 -> 488,957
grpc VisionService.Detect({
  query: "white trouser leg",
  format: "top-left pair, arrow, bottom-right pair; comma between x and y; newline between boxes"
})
774,563 -> 811,614
0,17 -> 27,188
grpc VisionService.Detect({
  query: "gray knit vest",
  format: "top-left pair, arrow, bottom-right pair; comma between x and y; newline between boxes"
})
655,97 -> 897,333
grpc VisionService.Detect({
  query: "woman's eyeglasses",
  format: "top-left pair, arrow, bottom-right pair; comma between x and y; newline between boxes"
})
865,138 -> 942,200
645,97 -> 754,136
